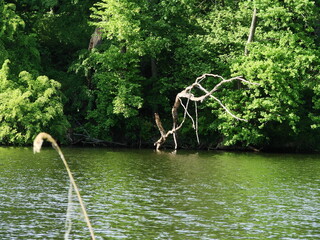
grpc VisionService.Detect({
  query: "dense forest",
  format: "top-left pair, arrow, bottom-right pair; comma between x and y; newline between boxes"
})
1,0 -> 320,151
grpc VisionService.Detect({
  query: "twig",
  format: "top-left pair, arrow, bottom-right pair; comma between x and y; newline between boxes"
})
33,132 -> 96,240
194,101 -> 199,144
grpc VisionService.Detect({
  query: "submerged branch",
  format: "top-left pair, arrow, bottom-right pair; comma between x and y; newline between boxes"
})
154,74 -> 259,150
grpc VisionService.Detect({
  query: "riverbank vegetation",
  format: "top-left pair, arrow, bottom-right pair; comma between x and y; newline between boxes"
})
1,0 -> 320,151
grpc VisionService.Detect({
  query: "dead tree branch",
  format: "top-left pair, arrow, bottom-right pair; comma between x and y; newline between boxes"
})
154,74 -> 259,151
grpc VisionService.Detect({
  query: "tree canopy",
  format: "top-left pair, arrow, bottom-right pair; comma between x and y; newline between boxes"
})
1,0 -> 320,151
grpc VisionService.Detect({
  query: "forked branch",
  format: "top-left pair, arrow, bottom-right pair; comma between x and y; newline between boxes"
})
154,74 -> 259,151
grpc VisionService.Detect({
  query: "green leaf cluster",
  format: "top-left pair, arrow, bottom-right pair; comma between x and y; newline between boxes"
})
0,2 -> 71,145
225,0 -> 320,149
0,60 -> 69,144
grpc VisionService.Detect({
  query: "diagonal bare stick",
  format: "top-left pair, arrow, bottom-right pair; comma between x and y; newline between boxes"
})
33,132 -> 96,240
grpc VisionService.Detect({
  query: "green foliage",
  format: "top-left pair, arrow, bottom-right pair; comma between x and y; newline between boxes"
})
69,0 -> 320,150
0,2 -> 41,76
2,0 -> 320,150
223,0 -> 320,149
0,60 -> 69,144
0,2 -> 24,40
71,44 -> 144,140
73,0 -> 208,141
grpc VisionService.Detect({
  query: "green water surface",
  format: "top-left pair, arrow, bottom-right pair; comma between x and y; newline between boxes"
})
1,147 -> 320,239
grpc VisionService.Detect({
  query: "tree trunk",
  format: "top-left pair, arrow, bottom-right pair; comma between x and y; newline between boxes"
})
88,27 -> 102,50
244,8 -> 257,56
151,58 -> 157,78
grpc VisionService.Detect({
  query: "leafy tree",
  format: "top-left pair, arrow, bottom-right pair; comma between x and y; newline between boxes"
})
0,2 -> 70,145
71,0 -> 258,146
2,0 -> 320,150
0,60 -> 69,144
70,0 -> 206,144
0,2 -> 41,75
223,0 -> 320,150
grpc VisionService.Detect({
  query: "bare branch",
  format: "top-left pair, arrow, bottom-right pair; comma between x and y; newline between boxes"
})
210,95 -> 247,121
154,113 -> 167,151
195,101 -> 200,144
177,98 -> 194,130
196,84 -> 247,121
154,74 -> 258,150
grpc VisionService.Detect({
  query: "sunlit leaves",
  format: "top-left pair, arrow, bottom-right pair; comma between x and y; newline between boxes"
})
0,3 -> 24,40
225,0 -> 320,148
69,0 -> 320,149
0,61 -> 69,144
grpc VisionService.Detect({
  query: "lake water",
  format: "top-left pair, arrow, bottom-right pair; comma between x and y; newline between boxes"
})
1,147 -> 320,239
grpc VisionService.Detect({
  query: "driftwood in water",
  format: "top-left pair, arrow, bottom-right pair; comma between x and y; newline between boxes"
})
154,74 -> 259,151
72,133 -> 127,147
